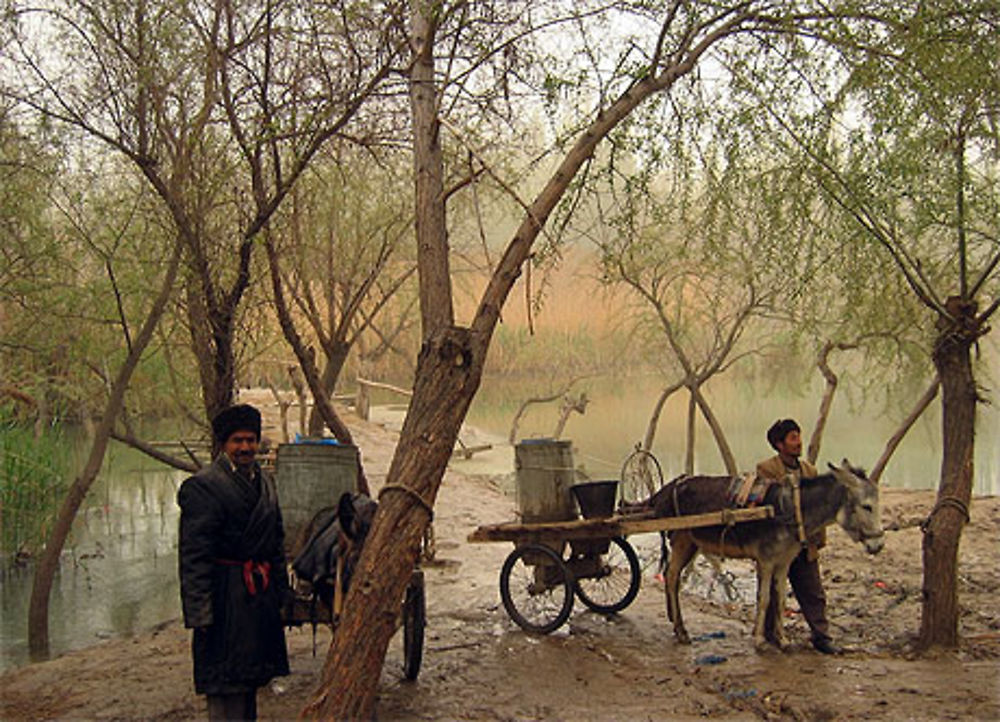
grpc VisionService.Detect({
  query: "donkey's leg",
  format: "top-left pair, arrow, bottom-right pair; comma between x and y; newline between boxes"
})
665,533 -> 698,644
754,559 -> 775,651
771,563 -> 792,650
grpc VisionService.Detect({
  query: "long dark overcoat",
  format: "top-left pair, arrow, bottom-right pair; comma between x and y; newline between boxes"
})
177,456 -> 290,694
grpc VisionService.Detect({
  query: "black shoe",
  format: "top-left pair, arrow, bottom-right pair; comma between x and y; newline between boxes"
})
812,638 -> 842,655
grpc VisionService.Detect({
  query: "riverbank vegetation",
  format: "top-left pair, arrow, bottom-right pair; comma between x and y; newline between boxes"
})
0,422 -> 69,561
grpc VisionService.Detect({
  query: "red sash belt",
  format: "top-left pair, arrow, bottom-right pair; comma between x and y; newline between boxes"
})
216,558 -> 271,595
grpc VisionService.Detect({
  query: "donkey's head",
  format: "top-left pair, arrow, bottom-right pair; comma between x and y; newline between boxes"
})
829,459 -> 884,554
336,491 -> 378,590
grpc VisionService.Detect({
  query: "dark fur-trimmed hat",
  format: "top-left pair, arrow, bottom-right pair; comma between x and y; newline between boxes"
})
212,404 -> 262,443
766,418 -> 800,450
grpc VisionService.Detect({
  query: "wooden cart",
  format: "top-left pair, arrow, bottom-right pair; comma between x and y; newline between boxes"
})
283,562 -> 426,681
468,505 -> 773,634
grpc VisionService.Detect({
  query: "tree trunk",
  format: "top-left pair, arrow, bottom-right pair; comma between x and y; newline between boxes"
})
303,327 -> 478,719
509,379 -> 582,444
919,309 -> 977,649
28,243 -> 181,657
684,388 -> 696,474
288,365 -> 308,435
109,427 -> 200,473
207,319 -> 237,423
411,12 -> 452,337
185,280 -> 217,425
185,283 -> 238,441
553,393 -> 587,439
642,381 -> 683,452
266,380 -> 292,443
870,378 -> 939,484
182,238 -> 251,441
693,386 -> 737,475
306,344 -> 350,436
807,341 -> 857,465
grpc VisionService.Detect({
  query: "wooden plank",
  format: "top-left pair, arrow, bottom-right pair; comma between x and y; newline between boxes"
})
355,377 -> 413,397
618,506 -> 774,535
467,506 -> 774,544
468,519 -> 618,543
451,443 -> 493,459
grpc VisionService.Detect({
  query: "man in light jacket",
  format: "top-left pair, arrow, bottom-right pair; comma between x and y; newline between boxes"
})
756,418 -> 840,655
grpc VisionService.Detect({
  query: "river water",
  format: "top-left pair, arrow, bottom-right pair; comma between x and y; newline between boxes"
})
1,372 -> 997,672
0,439 -> 186,672
464,373 -> 1000,495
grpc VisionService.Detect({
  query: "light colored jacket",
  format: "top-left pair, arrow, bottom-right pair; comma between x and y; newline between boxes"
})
756,454 -> 825,557
756,454 -> 818,482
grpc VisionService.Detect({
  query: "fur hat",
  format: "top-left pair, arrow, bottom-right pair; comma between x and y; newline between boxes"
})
212,404 -> 262,443
766,418 -> 800,450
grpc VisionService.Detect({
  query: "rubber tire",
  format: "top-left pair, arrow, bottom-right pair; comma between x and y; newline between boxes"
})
573,536 -> 641,614
402,570 -> 425,681
499,544 -> 574,635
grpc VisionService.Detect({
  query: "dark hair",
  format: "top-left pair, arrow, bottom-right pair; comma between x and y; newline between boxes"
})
212,404 -> 262,443
766,418 -> 800,450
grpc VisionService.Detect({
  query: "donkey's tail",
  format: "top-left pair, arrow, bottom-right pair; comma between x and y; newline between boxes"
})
658,531 -> 669,576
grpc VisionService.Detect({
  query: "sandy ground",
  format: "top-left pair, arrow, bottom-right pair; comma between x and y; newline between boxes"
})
1,401 -> 998,721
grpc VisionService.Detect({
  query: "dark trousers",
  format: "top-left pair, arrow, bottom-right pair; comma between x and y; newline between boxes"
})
765,548 -> 831,643
207,691 -> 257,721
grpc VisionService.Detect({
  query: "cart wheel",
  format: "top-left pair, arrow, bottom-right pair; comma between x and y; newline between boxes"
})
573,537 -> 641,614
500,544 -> 574,634
620,447 -> 664,505
402,569 -> 425,681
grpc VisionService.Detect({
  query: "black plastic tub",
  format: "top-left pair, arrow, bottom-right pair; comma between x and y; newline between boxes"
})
570,480 -> 619,519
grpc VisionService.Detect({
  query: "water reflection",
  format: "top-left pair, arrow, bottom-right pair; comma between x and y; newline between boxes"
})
0,443 -> 185,672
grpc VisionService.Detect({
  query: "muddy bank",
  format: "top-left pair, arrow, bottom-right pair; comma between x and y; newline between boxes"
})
2,408 -> 997,721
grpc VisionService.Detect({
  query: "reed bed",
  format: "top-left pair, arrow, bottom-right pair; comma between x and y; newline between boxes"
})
0,422 -> 69,563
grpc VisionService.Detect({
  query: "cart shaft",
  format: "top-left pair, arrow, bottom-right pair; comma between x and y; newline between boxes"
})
467,506 -> 774,544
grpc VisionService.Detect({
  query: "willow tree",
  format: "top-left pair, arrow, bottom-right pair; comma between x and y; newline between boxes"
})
582,123 -> 827,474
746,3 -> 999,647
0,113 -> 70,431
594,219 -> 772,475
5,150 -> 184,656
264,149 -> 417,438
4,0 -> 398,431
303,2 -> 907,718
4,0 -> 397,652
840,19 -> 996,650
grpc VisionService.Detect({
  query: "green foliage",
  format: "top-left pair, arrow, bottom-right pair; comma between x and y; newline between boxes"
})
262,144 -> 420,382
0,422 -> 70,562
801,2 -> 998,400
1,138 -> 180,420
680,2 -> 1000,409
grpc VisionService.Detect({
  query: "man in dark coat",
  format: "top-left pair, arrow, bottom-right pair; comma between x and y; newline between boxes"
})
756,418 -> 840,655
178,404 -> 290,720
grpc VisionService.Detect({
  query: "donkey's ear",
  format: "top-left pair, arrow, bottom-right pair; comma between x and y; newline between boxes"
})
827,461 -> 837,472
337,492 -> 358,539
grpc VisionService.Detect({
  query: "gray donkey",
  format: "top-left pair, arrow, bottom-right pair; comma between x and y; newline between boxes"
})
650,460 -> 884,650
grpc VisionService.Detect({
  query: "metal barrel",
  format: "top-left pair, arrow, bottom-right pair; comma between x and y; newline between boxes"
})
514,439 -> 578,523
275,441 -> 360,546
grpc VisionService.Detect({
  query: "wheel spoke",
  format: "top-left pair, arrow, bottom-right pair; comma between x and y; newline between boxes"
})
500,545 -> 574,634
620,449 -> 664,505
573,537 -> 641,614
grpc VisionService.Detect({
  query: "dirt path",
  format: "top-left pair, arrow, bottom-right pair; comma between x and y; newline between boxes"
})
2,404 -> 998,721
